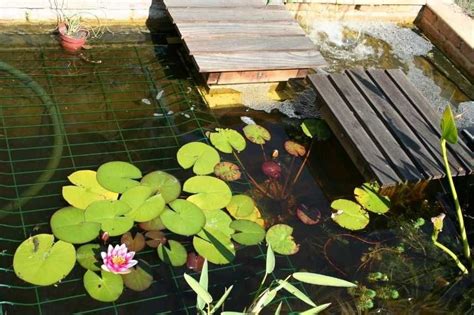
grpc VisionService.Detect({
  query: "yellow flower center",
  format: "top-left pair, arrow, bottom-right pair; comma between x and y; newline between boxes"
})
112,256 -> 126,265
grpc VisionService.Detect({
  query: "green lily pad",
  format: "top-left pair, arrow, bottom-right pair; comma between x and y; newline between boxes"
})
76,244 -> 101,271
83,270 -> 124,302
157,240 -> 187,266
284,141 -> 306,157
122,264 -> 153,292
177,142 -> 220,175
354,183 -> 390,214
84,200 -> 133,236
138,215 -> 166,231
198,209 -> 234,238
62,170 -> 119,209
265,224 -> 299,255
230,220 -> 265,245
141,171 -> 181,203
160,199 -> 205,236
330,199 -> 369,231
441,106 -> 458,144
301,119 -> 331,140
243,124 -> 271,145
51,207 -> 101,244
120,185 -> 166,222
214,162 -> 241,182
193,229 -> 235,265
209,128 -> 246,153
226,195 -> 255,218
96,161 -> 142,193
184,176 -> 232,210
13,234 -> 76,286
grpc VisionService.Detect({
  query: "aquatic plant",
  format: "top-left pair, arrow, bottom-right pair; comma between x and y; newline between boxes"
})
101,244 -> 138,274
184,245 -> 356,314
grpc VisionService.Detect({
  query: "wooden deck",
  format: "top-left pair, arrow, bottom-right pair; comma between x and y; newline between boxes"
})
163,0 -> 326,85
308,69 -> 473,190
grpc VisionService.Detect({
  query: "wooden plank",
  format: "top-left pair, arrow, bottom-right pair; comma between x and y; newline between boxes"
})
386,69 -> 473,174
329,73 -> 425,182
177,22 -> 306,39
185,36 -> 316,54
308,75 -> 401,187
164,0 -> 268,7
206,69 -> 306,85
347,69 -> 444,180
367,69 -> 465,177
168,8 -> 291,23
193,51 -> 326,72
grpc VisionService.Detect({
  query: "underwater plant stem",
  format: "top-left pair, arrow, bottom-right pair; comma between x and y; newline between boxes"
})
432,231 -> 468,274
233,152 -> 275,199
281,156 -> 295,198
284,142 -> 313,198
441,139 -> 471,265
260,144 -> 267,161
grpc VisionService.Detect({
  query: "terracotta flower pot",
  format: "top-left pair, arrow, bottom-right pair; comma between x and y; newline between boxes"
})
57,23 -> 89,53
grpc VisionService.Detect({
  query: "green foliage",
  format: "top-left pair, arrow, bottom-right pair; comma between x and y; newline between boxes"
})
243,124 -> 271,144
83,270 -> 124,302
214,162 -> 241,181
177,142 -> 220,175
96,161 -> 142,193
122,265 -> 153,292
184,176 -> 232,210
193,230 -> 236,265
120,185 -> 166,222
160,199 -> 206,236
226,194 -> 255,217
230,220 -> 265,245
51,207 -> 101,244
76,244 -> 101,271
84,200 -> 134,236
209,128 -> 246,153
157,240 -> 187,267
265,224 -> 299,255
301,119 -> 331,140
354,183 -> 390,214
440,106 -> 458,144
292,272 -> 357,287
141,171 -> 181,203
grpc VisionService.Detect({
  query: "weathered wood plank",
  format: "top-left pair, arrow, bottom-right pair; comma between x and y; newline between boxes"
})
206,69 -> 307,85
177,22 -> 306,39
164,0 -> 269,7
386,69 -> 473,174
168,8 -> 292,23
185,36 -> 316,54
347,69 -> 444,180
308,74 -> 401,187
329,73 -> 425,182
193,51 -> 326,72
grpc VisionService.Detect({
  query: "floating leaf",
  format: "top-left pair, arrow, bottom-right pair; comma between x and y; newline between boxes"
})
440,106 -> 458,144
227,202 -> 265,228
243,124 -> 271,144
177,142 -> 220,175
301,119 -> 331,140
145,230 -> 167,248
157,240 -> 187,266
354,183 -> 390,214
96,161 -> 142,193
83,270 -> 124,302
76,244 -> 101,271
139,215 -> 166,231
265,224 -> 299,255
292,272 -> 356,287
160,199 -> 205,236
209,128 -> 246,153
51,207 -> 101,244
13,234 -> 76,286
120,185 -> 166,222
199,209 -> 234,238
121,232 -> 145,252
62,170 -> 118,209
184,176 -> 232,210
184,273 -> 213,304
193,229 -> 235,265
122,264 -> 153,292
226,194 -> 254,217
277,280 -> 315,307
284,140 -> 306,157
141,171 -> 181,203
84,200 -> 133,236
214,162 -> 241,181
330,199 -> 369,231
230,220 -> 265,245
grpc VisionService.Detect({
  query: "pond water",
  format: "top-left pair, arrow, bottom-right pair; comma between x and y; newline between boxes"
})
0,23 -> 473,314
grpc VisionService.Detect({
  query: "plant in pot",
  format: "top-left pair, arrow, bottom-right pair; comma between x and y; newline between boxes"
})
57,15 -> 90,53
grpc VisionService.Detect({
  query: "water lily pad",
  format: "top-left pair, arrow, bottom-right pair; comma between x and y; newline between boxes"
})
226,195 -> 255,218
122,264 -> 153,292
84,200 -> 133,236
121,232 -> 146,252
141,171 -> 181,203
243,124 -> 271,144
214,162 -> 241,181
96,161 -> 142,193
177,142 -> 220,175
198,209 -> 234,238
139,215 -> 166,231
330,199 -> 369,231
13,234 -> 76,286
76,244 -> 101,271
157,240 -> 187,266
265,224 -> 299,255
184,176 -> 232,210
62,170 -> 118,209
230,220 -> 265,245
51,207 -> 101,244
83,270 -> 124,302
160,199 -> 205,236
284,141 -> 306,157
301,119 -> 331,140
354,183 -> 390,214
120,185 -> 166,222
193,229 -> 235,265
209,128 -> 246,153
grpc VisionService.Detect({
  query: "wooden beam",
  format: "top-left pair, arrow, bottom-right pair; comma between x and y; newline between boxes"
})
206,69 -> 307,85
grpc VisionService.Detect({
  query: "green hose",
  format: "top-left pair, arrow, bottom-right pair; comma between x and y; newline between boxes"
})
0,61 -> 64,219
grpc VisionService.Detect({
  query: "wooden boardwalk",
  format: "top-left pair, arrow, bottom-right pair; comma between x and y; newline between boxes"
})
163,0 -> 326,85
308,69 -> 473,190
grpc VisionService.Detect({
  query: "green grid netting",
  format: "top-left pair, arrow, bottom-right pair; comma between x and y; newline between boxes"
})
0,45 -> 308,314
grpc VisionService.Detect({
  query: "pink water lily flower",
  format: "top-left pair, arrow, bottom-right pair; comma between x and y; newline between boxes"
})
101,244 -> 138,274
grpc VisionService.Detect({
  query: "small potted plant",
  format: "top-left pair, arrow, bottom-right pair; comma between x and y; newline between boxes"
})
57,15 -> 89,52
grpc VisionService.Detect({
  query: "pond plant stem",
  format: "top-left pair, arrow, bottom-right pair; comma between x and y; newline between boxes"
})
232,152 -> 275,199
432,229 -> 468,274
281,156 -> 295,198
283,141 -> 313,198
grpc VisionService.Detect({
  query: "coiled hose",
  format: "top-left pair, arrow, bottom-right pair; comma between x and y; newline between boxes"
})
0,61 -> 64,219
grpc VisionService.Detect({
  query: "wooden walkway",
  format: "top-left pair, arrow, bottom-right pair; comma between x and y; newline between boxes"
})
308,69 -> 473,190
163,0 -> 326,85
